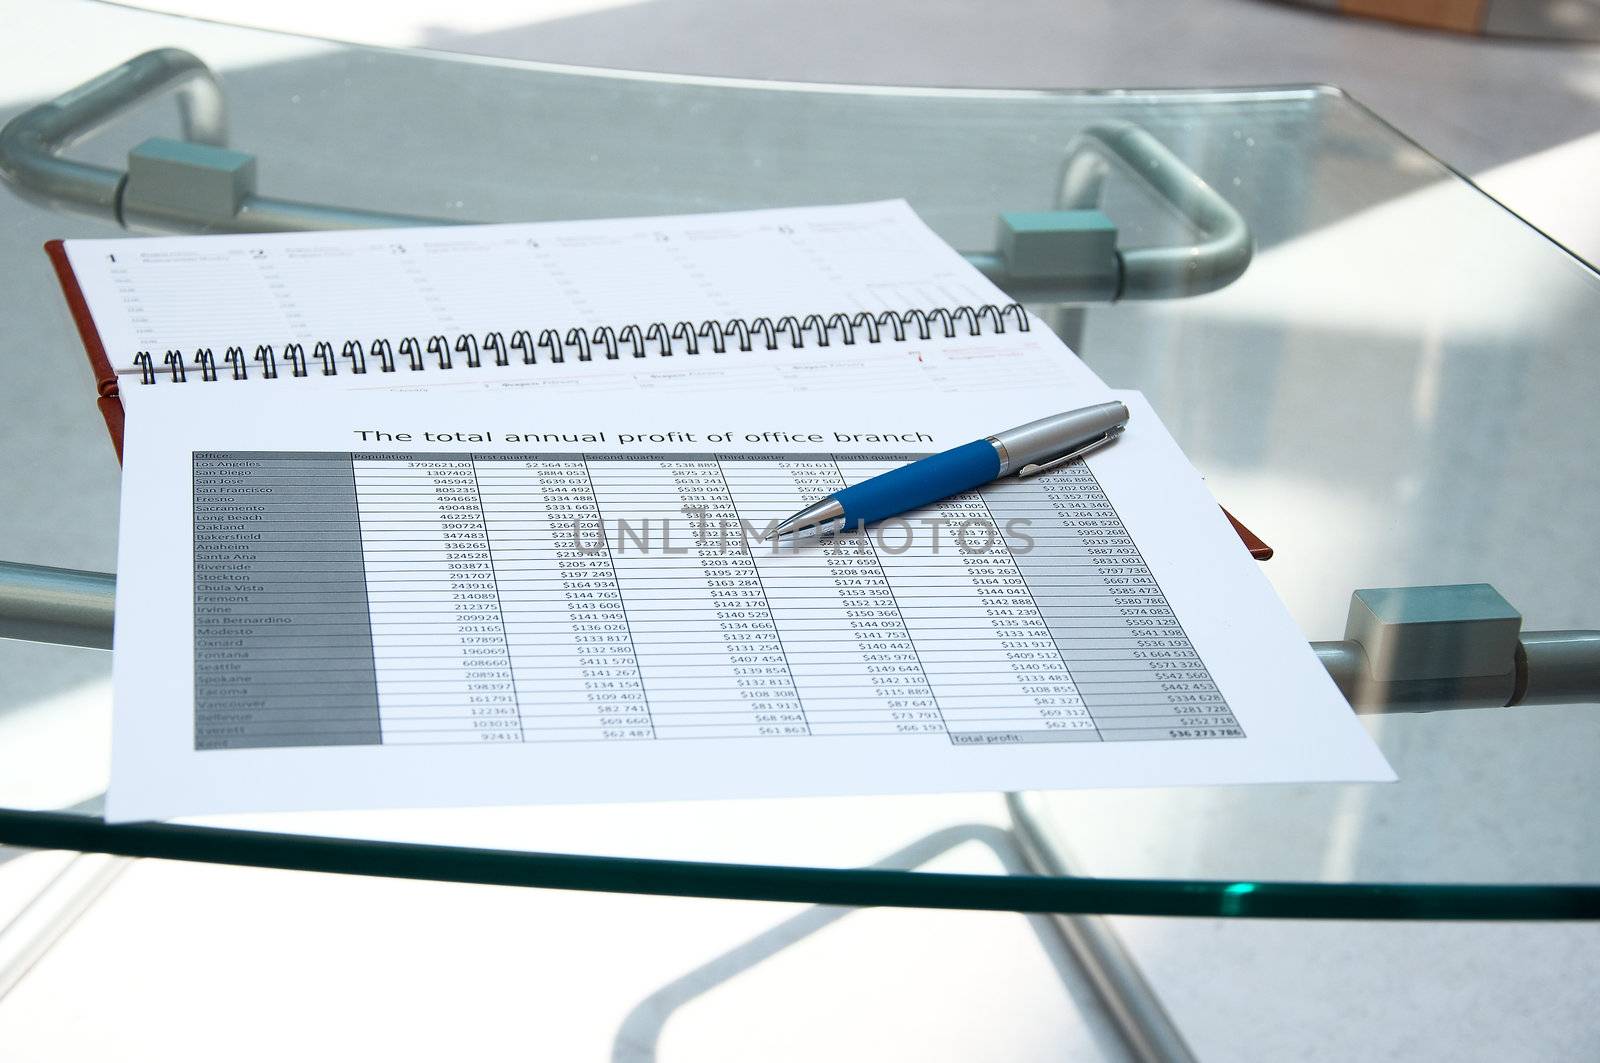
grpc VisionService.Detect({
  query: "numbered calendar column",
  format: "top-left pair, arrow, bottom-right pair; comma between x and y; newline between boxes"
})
352,456 -> 519,744
980,465 -> 1240,741
588,457 -> 806,739
720,458 -> 940,737
475,457 -> 653,742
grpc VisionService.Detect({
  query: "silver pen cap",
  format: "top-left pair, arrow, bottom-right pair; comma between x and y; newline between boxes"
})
988,401 -> 1129,476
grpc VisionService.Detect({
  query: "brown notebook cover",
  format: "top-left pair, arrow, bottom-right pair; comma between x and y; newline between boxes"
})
47,240 -> 127,462
44,238 -> 1273,560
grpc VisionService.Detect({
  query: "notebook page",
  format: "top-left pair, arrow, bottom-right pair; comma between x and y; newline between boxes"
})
62,200 -> 1043,388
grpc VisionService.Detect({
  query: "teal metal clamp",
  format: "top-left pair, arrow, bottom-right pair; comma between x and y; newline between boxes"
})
1311,584 -> 1600,712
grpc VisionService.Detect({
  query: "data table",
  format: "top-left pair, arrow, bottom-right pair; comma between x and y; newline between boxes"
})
191,452 -> 1240,750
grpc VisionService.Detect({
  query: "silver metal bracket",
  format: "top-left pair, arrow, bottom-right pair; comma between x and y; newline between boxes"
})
0,51 -> 1253,302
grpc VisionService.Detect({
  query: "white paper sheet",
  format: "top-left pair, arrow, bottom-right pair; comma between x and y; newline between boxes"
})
109,385 -> 1392,822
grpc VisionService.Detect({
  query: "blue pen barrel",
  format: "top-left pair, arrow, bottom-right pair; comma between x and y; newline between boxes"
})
834,439 -> 1001,527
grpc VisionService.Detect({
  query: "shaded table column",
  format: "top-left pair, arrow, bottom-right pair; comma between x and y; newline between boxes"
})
980,463 -> 1240,742
192,451 -> 380,750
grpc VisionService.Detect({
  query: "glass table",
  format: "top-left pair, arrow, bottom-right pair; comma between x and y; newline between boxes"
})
0,0 -> 1596,979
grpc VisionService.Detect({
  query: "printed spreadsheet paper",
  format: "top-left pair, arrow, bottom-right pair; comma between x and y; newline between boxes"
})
109,386 -> 1392,822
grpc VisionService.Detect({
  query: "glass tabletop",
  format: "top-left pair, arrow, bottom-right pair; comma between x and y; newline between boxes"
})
1,0 -> 1597,920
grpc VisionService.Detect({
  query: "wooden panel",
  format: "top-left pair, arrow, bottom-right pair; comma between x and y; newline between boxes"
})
1341,0 -> 1486,32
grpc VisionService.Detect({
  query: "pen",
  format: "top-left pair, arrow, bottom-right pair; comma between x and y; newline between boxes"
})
764,401 -> 1131,540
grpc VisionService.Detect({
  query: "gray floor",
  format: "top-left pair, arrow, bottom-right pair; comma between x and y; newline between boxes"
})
414,0 -> 1600,177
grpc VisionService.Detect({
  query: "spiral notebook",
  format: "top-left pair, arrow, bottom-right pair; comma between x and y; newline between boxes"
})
43,201 -> 1361,821
45,200 -> 1271,557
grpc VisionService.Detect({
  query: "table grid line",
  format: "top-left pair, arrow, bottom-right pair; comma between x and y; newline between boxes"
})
467,454 -> 526,744
576,450 -> 660,741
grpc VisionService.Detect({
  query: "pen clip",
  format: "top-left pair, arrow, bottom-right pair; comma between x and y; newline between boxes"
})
1017,425 -> 1124,477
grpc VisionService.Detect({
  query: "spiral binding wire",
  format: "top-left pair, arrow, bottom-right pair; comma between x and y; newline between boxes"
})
129,303 -> 1029,384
